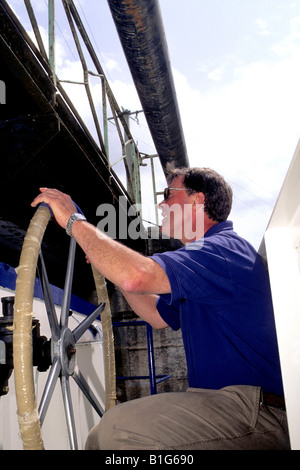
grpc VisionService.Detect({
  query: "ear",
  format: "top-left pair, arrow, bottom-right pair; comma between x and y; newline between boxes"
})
194,192 -> 205,205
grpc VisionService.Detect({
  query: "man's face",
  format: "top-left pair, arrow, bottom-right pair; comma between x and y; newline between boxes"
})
159,176 -> 198,243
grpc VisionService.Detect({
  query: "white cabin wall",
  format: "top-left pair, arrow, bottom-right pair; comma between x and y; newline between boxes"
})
262,140 -> 300,450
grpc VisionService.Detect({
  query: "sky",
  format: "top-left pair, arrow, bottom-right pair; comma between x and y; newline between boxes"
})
6,0 -> 300,249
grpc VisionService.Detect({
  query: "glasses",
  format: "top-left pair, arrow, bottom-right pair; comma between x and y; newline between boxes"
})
163,187 -> 187,201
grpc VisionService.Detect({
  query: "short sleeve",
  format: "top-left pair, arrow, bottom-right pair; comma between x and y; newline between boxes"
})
151,244 -> 235,306
156,295 -> 181,331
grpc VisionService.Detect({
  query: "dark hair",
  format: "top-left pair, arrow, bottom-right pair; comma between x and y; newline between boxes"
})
166,165 -> 232,222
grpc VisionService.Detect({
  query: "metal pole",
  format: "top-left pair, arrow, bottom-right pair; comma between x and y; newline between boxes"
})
24,0 -> 48,60
146,324 -> 157,395
101,77 -> 109,159
150,155 -> 159,225
122,110 -> 142,206
48,0 -> 56,86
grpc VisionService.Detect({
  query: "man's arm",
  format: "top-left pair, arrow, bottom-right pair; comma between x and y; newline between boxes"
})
120,290 -> 168,330
72,220 -> 170,295
31,188 -> 171,328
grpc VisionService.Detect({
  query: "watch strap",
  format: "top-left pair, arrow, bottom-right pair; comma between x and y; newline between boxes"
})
66,212 -> 86,237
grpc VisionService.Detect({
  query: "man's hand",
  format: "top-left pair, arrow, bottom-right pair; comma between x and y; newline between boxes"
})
31,188 -> 77,230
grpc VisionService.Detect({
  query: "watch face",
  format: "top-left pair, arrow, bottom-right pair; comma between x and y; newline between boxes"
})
74,213 -> 85,220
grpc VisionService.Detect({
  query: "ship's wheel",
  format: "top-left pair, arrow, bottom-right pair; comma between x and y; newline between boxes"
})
13,205 -> 116,450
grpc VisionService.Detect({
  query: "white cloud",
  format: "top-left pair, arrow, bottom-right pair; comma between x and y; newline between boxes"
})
272,16 -> 300,59
289,16 -> 300,36
172,38 -> 300,247
207,65 -> 226,82
107,79 -> 141,111
104,56 -> 120,73
29,0 -> 47,14
255,18 -> 270,36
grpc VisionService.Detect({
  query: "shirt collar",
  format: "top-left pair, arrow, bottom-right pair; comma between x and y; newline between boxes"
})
204,220 -> 233,238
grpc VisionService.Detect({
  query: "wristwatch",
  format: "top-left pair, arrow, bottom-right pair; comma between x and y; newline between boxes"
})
66,212 -> 86,237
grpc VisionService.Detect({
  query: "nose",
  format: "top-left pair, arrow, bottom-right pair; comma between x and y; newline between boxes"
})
158,199 -> 167,209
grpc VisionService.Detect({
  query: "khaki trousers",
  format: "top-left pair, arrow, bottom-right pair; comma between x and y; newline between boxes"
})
85,385 -> 290,450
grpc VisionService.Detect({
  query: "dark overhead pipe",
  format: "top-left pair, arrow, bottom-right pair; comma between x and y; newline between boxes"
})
107,0 -> 189,174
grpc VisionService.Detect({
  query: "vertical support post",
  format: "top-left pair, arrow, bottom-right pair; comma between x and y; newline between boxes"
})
0,80 -> 5,105
123,110 -> 134,201
132,144 -> 142,208
48,0 -> 57,90
146,324 -> 157,395
150,155 -> 159,226
101,77 -> 109,159
122,110 -> 142,207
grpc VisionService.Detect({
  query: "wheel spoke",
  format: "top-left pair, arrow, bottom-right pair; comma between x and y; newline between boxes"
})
37,251 -> 60,341
72,365 -> 104,417
72,302 -> 105,343
38,356 -> 61,426
60,237 -> 76,329
61,375 -> 78,450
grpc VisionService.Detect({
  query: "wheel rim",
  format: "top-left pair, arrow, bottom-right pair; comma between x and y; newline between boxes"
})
13,205 -> 115,450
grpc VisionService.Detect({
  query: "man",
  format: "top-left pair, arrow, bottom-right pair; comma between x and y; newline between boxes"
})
31,167 -> 290,450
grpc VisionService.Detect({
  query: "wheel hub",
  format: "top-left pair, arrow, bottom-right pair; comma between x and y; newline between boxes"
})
60,328 -> 76,376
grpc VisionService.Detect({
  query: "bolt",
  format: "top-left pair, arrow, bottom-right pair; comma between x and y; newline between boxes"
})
67,345 -> 76,360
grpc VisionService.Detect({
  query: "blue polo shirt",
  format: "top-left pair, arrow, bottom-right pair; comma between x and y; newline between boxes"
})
151,221 -> 283,395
